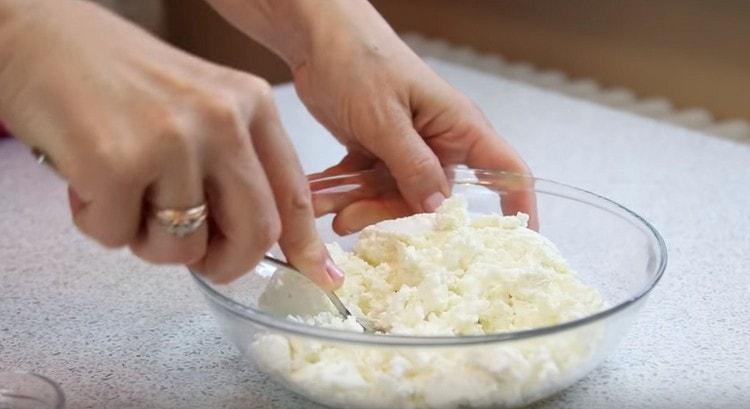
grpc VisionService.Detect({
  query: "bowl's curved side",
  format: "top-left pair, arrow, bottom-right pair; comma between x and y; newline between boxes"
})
197,280 -> 650,409
191,168 -> 667,347
191,167 -> 667,409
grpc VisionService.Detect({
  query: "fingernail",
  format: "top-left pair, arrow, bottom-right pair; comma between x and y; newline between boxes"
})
325,258 -> 345,283
422,192 -> 446,213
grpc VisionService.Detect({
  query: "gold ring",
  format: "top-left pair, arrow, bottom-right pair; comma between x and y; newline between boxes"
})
31,147 -> 207,237
153,204 -> 208,237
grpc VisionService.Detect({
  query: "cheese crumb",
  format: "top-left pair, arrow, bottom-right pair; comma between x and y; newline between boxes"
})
252,195 -> 605,408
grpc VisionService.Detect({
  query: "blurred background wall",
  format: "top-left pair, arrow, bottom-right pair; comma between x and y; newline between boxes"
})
97,0 -> 749,121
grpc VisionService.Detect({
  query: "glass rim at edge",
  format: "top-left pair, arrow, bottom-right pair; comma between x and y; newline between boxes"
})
190,168 -> 668,347
0,371 -> 65,409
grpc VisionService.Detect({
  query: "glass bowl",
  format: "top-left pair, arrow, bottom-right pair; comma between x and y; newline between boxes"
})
191,166 -> 667,409
0,371 -> 65,409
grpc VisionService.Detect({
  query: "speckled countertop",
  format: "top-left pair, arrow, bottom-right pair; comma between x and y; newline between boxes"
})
1,59 -> 748,409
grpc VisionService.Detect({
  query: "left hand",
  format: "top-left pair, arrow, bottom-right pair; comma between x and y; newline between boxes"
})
206,0 -> 537,234
293,29 -> 537,234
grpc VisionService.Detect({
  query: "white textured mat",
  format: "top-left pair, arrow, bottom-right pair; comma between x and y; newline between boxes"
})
1,59 -> 748,409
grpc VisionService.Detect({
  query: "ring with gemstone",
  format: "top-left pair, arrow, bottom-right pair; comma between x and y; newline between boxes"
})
152,204 -> 208,237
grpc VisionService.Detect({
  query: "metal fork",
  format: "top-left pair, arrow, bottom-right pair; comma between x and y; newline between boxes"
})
264,255 -> 384,333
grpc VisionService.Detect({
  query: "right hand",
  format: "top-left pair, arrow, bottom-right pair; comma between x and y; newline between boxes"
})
0,0 -> 343,288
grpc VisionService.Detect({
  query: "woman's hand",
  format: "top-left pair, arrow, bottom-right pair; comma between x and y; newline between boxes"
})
0,0 -> 343,288
206,0 -> 537,234
295,33 -> 538,233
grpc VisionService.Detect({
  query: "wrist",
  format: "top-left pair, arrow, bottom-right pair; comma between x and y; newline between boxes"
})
299,0 -> 402,70
0,0 -> 46,28
206,0 -> 400,70
0,0 -> 47,60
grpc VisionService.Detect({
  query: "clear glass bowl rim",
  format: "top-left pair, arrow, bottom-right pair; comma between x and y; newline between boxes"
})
0,371 -> 65,409
191,167 -> 667,346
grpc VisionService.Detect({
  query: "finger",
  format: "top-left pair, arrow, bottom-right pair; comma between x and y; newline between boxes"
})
465,127 -> 539,230
360,112 -> 450,213
310,162 -> 398,217
307,152 -> 376,214
70,179 -> 143,248
332,194 -> 411,235
129,158 -> 208,265
252,103 -> 344,290
307,150 -> 374,181
312,188 -> 378,217
190,139 -> 281,284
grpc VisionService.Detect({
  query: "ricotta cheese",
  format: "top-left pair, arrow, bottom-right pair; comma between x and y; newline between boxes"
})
252,195 -> 605,408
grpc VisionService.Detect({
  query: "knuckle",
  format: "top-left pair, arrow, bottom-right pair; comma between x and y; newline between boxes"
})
247,77 -> 275,112
287,185 -> 314,215
84,138 -> 139,186
249,76 -> 273,98
152,116 -> 215,177
222,73 -> 277,122
198,95 -> 240,129
105,155 -> 146,187
256,214 -> 282,250
400,153 -> 440,181
74,215 -> 131,249
194,97 -> 248,154
155,109 -> 188,140
225,71 -> 271,99
153,110 -> 194,161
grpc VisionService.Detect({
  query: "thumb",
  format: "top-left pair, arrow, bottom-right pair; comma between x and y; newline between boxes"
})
363,117 -> 449,213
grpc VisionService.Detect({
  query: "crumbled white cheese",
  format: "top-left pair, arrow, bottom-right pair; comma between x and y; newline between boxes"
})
252,195 -> 605,408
